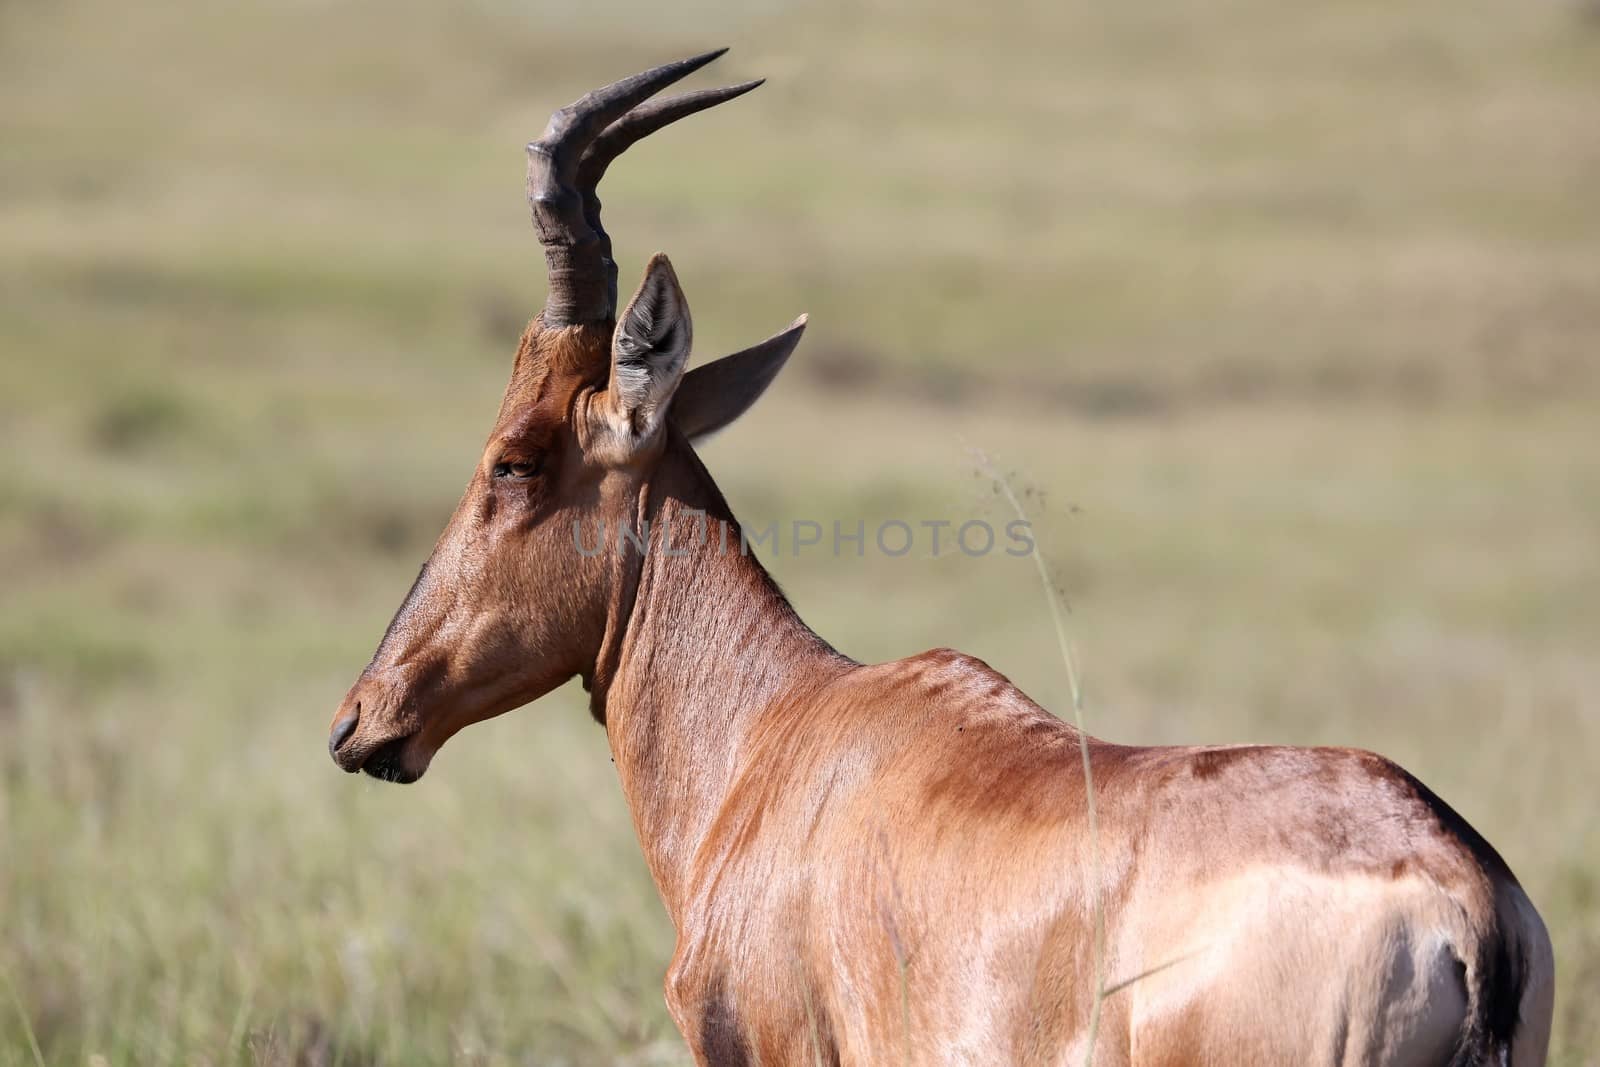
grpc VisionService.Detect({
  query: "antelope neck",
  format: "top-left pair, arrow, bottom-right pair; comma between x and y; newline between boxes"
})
591,437 -> 852,914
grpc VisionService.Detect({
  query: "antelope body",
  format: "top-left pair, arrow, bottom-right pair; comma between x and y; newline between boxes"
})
327,51 -> 1555,1065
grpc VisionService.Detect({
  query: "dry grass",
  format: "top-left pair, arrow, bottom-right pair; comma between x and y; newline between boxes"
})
1,0 -> 1597,1063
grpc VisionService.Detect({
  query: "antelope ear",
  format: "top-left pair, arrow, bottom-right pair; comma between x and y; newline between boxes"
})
607,253 -> 692,440
671,315 -> 808,442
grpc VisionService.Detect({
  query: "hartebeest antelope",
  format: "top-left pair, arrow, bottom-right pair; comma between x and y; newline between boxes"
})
328,50 -> 1555,1065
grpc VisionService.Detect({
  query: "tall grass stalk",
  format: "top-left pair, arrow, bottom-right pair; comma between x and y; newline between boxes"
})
2,968 -> 47,1067
800,970 -> 827,1067
973,451 -> 1106,1067
899,957 -> 912,1067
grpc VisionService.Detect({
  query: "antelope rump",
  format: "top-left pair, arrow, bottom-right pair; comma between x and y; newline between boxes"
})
327,50 -> 1554,1066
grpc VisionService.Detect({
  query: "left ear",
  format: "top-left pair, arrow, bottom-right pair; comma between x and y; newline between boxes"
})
605,253 -> 692,442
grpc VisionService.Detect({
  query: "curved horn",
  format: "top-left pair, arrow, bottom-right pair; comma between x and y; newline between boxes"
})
526,49 -> 759,326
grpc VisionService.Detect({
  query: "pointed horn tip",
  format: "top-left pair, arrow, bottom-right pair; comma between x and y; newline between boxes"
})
670,47 -> 730,71
709,78 -> 766,103
675,77 -> 764,104
790,313 -> 809,329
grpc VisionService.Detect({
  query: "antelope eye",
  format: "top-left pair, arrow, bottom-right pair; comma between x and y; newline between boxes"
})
492,457 -> 542,480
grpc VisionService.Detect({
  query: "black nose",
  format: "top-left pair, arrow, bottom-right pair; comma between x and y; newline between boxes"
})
329,711 -> 359,759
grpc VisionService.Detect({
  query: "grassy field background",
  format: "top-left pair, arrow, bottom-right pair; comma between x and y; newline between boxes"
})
3,0 -> 1598,1062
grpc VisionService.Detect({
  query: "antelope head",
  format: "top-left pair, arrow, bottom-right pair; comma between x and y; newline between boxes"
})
327,50 -> 805,783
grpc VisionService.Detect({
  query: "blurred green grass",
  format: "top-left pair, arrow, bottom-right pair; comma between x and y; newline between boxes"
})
2,0 -> 1598,1063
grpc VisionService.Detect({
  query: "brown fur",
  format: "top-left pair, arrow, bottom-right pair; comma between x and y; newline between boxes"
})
329,316 -> 1554,1065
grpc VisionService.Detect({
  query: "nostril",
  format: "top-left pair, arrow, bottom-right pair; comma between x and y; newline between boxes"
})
329,712 -> 359,758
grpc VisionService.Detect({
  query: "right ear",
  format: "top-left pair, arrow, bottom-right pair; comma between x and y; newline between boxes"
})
670,315 -> 808,442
